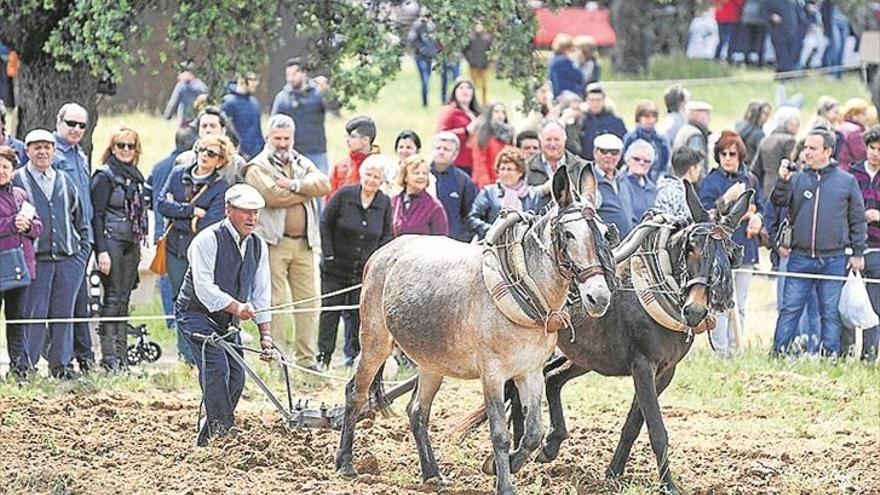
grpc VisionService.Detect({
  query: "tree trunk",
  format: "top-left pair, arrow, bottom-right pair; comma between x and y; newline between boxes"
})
16,56 -> 99,158
610,0 -> 654,75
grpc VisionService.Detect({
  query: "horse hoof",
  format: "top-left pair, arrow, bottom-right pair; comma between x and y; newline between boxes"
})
535,447 -> 557,464
424,473 -> 452,487
481,455 -> 496,476
336,464 -> 358,480
605,466 -> 624,480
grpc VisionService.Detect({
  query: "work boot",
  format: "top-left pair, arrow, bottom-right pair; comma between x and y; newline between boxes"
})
51,366 -> 81,381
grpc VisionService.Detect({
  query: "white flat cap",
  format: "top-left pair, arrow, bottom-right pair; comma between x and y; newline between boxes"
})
225,183 -> 265,210
24,129 -> 55,145
593,133 -> 624,150
685,100 -> 712,112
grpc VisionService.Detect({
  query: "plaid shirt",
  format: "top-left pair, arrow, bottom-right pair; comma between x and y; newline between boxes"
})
849,160 -> 880,249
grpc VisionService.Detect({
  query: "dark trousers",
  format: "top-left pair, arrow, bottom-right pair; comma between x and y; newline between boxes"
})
98,240 -> 140,366
2,285 -> 29,374
770,27 -> 798,73
178,310 -> 245,445
25,255 -> 83,373
742,24 -> 766,65
715,22 -> 739,62
414,56 -> 432,107
841,252 -> 880,360
167,250 -> 195,363
317,272 -> 361,365
73,247 -> 94,365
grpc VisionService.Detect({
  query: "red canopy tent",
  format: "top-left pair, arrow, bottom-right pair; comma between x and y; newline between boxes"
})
533,7 -> 617,48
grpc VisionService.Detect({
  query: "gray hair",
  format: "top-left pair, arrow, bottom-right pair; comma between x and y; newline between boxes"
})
540,119 -> 566,136
624,139 -> 656,164
56,102 -> 88,125
267,114 -> 295,133
773,106 -> 800,131
432,131 -> 460,153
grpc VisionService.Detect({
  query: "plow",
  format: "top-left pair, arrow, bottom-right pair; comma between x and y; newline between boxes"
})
192,330 -> 417,430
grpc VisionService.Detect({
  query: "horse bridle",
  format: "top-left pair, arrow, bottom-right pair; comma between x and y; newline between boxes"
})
675,222 -> 741,310
548,204 -> 618,290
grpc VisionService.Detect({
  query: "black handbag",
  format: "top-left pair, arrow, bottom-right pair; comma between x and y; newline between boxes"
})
0,244 -> 31,292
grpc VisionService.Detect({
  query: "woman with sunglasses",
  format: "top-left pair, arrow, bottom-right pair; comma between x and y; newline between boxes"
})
90,127 -> 150,371
698,129 -> 765,358
158,135 -> 232,363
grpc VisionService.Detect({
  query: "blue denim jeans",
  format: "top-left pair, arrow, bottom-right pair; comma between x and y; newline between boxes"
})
776,256 -> 821,353
822,9 -> 849,78
440,61 -> 460,104
2,285 -> 30,374
715,22 -> 738,62
25,255 -> 84,373
414,56 -> 433,107
178,310 -> 245,445
773,253 -> 846,356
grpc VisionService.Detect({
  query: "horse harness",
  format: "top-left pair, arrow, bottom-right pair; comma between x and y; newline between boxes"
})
481,205 -> 614,334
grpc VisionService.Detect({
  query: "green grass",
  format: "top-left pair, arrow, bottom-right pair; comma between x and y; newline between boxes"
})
91,53 -> 872,173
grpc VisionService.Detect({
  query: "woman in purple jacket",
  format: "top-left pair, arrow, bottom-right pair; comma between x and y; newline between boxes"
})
0,146 -> 43,381
391,155 -> 448,236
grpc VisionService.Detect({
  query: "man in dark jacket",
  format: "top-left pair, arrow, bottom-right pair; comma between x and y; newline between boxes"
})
770,129 -> 866,357
221,72 -> 264,160
271,58 -> 339,175
766,0 -> 807,73
430,131 -> 477,242
579,83 -> 627,161
526,121 -> 591,210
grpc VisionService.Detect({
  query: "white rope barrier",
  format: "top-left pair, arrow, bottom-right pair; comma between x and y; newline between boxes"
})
733,268 -> 880,285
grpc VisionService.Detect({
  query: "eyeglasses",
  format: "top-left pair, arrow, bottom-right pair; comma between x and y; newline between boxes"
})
630,157 -> 652,164
597,148 -> 621,155
720,151 -> 739,158
64,120 -> 87,129
196,147 -> 221,159
114,142 -> 137,151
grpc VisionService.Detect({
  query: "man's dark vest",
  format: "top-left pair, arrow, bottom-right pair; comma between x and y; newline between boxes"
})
176,225 -> 262,330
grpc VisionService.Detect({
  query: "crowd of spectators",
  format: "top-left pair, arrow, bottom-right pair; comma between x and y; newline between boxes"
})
2,20 -> 879,384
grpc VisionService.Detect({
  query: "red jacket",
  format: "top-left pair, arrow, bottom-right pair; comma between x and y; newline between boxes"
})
714,0 -> 744,23
470,136 -> 506,190
328,150 -> 371,201
437,103 -> 476,170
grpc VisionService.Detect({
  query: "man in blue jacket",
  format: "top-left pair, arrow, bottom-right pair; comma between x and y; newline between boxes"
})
430,131 -> 477,242
579,83 -> 627,162
221,72 -> 264,160
771,129 -> 866,357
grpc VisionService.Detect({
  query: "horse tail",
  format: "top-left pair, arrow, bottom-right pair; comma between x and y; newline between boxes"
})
452,379 -> 520,439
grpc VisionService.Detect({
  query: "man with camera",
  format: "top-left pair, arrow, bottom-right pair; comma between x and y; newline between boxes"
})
770,129 -> 866,357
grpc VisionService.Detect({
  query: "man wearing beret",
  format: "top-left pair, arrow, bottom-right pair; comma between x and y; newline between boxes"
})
175,183 -> 274,446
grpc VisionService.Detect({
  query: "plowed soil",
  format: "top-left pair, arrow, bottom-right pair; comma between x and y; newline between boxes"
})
0,382 -> 876,495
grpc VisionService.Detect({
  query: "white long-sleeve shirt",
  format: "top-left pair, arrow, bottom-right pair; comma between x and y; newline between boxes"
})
187,219 -> 272,325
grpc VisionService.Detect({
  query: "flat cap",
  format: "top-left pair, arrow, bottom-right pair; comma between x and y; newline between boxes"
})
25,129 -> 55,146
225,183 -> 265,210
586,82 -> 604,94
685,100 -> 712,112
593,133 -> 624,150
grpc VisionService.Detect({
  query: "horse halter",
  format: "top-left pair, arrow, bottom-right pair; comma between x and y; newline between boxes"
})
675,222 -> 740,311
548,204 -> 617,290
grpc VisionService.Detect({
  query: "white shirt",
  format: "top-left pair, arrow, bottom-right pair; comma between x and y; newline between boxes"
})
187,219 -> 272,325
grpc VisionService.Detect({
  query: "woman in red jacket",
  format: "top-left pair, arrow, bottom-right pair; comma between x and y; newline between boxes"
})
436,78 -> 479,175
714,0 -> 744,63
470,101 -> 512,189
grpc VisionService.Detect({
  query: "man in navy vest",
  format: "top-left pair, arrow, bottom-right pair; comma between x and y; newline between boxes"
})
175,183 -> 273,446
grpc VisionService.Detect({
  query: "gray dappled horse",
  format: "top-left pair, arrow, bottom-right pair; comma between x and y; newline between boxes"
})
506,182 -> 754,495
335,164 -> 615,495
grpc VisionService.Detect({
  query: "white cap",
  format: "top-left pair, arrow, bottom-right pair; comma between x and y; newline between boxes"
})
224,183 -> 265,210
593,133 -> 624,151
685,100 -> 712,112
24,129 -> 55,146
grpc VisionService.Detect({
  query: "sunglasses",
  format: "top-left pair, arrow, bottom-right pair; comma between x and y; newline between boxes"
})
196,146 -> 221,159
720,151 -> 739,157
597,148 -> 621,155
631,157 -> 652,164
64,120 -> 87,129
115,142 -> 137,151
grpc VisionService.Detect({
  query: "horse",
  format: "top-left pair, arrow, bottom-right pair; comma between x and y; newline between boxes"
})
472,182 -> 753,494
335,164 -> 617,495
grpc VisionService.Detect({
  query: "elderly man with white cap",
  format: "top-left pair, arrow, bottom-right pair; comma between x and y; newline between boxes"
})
673,100 -> 713,174
175,183 -> 273,446
13,129 -> 90,380
593,133 -> 634,236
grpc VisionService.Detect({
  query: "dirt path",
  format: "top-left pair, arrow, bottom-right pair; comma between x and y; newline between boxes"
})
1,386 -> 876,495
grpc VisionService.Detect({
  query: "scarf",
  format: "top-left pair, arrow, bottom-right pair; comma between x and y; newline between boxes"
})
107,155 -> 149,244
499,180 -> 530,211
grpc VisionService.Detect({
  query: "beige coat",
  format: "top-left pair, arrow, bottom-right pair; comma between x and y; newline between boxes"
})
242,149 -> 330,249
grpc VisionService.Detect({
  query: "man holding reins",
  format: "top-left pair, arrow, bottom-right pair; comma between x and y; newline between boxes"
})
175,183 -> 274,446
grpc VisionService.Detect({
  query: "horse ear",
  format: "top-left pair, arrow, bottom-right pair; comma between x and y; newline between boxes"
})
552,164 -> 573,208
684,180 -> 710,223
721,189 -> 755,230
577,162 -> 599,206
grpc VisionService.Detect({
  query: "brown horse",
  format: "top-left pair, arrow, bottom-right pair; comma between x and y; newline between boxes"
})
335,165 -> 616,495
